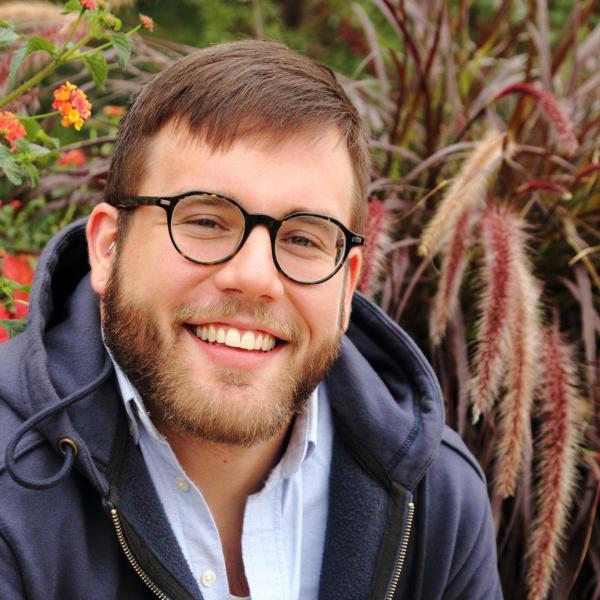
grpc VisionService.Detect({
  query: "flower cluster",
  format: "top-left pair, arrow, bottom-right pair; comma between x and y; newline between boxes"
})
0,111 -> 26,149
139,14 -> 154,32
0,254 -> 34,343
79,0 -> 98,10
51,82 -> 92,131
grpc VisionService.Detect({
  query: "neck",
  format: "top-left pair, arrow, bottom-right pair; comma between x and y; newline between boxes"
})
156,421 -> 292,598
158,423 -> 291,506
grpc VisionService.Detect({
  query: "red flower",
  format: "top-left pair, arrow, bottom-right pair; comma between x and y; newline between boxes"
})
0,111 -> 26,149
102,105 -> 125,118
0,303 -> 9,343
58,149 -> 86,167
79,0 -> 97,9
51,82 -> 92,131
2,254 -> 34,319
139,14 -> 154,32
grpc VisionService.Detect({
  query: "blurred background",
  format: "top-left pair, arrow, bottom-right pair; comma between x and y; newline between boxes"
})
0,1 -> 599,598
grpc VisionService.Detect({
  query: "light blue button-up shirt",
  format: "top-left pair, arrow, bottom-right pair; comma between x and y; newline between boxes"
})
111,359 -> 333,600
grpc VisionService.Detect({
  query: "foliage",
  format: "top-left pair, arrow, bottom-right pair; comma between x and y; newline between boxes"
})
1,1 -> 599,598
352,1 -> 600,598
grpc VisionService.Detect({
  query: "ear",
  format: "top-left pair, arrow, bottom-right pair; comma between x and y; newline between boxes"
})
86,202 -> 119,295
341,248 -> 362,331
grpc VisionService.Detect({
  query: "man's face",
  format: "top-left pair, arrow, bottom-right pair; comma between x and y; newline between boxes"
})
95,123 -> 361,446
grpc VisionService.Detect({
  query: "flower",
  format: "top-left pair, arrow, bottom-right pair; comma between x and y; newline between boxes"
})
102,105 -> 125,118
58,149 -> 86,167
1,254 -> 34,320
51,82 -> 92,131
139,14 -> 154,32
79,0 -> 98,9
0,111 -> 26,149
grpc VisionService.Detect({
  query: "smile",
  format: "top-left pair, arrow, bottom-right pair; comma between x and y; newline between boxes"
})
195,324 -> 277,351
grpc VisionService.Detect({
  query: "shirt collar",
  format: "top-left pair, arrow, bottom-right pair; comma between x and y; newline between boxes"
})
106,346 -> 320,479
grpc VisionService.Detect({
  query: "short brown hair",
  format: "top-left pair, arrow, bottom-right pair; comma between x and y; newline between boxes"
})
105,40 -> 369,233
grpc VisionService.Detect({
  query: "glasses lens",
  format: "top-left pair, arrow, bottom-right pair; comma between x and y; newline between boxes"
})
170,193 -> 245,263
276,215 -> 346,283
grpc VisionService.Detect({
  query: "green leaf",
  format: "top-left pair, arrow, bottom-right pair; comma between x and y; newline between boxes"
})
8,44 -> 28,88
8,36 -> 57,88
110,33 -> 131,70
83,50 -> 108,90
62,0 -> 82,14
0,27 -> 19,49
26,36 -> 57,57
0,145 -> 23,185
0,318 -> 27,337
19,116 -> 41,139
13,138 -> 50,158
19,162 -> 39,186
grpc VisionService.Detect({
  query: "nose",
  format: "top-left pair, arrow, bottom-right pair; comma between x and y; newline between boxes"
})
212,225 -> 285,301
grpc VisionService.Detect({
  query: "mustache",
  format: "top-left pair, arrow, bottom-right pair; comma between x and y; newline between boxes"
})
173,296 -> 302,343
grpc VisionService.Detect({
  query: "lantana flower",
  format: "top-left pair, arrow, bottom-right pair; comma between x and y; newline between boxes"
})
0,111 -> 26,149
139,14 -> 154,32
79,0 -> 98,10
58,149 -> 86,167
103,105 -> 125,118
51,82 -> 92,131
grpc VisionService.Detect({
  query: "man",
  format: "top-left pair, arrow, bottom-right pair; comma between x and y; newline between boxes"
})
0,41 -> 502,599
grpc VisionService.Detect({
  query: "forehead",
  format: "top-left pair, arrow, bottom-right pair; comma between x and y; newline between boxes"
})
139,121 -> 355,222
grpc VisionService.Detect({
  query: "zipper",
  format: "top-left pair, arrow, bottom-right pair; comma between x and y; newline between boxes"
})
384,500 -> 415,600
108,504 -> 171,600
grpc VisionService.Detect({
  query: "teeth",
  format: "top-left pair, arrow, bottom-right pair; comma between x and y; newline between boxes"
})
195,325 -> 277,352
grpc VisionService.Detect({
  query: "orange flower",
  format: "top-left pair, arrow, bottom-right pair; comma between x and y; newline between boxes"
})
139,14 -> 154,32
58,149 -> 86,167
0,303 -> 10,343
0,111 -> 26,149
102,105 -> 125,118
80,0 -> 97,9
51,82 -> 92,131
2,254 -> 34,319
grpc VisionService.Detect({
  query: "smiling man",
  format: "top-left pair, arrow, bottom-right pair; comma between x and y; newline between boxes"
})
0,41 -> 502,599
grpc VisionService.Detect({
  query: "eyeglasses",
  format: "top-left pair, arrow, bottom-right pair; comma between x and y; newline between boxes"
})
116,191 -> 364,284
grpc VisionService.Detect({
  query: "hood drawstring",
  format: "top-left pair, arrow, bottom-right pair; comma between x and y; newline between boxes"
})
5,357 -> 113,490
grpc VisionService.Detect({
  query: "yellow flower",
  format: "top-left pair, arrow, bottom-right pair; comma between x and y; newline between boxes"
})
52,82 -> 92,131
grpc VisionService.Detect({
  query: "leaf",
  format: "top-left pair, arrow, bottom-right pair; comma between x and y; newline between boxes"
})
12,138 -> 50,158
26,36 -> 57,57
0,318 -> 27,337
8,36 -> 57,88
0,145 -> 23,185
19,162 -> 39,186
83,50 -> 108,90
0,27 -> 19,50
8,45 -> 29,88
62,0 -> 82,14
19,117 -> 41,139
110,33 -> 131,70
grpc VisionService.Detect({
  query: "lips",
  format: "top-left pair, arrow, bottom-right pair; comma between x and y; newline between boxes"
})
195,324 -> 277,351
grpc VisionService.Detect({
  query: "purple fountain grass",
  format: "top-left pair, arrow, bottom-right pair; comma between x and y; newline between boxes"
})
419,129 -> 509,258
494,82 -> 578,156
430,208 -> 474,345
526,326 -> 586,600
358,199 -> 392,298
492,254 -> 540,498
469,206 -> 519,424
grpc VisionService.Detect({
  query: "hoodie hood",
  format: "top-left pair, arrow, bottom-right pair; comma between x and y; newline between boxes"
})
1,218 -> 444,494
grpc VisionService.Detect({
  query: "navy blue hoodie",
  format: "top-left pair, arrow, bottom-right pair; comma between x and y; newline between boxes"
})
0,219 -> 502,599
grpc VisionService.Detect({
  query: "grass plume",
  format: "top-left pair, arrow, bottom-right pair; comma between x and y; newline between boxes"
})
419,129 -> 510,257
526,326 -> 586,600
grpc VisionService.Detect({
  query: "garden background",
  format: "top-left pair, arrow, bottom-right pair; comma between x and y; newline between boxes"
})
0,0 -> 598,598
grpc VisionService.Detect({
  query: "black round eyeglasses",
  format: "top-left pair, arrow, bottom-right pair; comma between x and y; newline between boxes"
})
116,191 -> 365,285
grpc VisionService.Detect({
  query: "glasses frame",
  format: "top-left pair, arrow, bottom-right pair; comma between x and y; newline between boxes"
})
116,191 -> 365,285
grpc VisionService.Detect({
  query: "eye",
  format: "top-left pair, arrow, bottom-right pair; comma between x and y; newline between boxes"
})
188,217 -> 225,229
287,234 -> 317,248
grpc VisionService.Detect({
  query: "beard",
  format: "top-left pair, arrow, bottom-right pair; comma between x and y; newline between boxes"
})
102,253 -> 344,447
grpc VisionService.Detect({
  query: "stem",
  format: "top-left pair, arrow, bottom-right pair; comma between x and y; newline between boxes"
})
0,10 -> 88,110
26,111 -> 59,120
77,26 -> 141,58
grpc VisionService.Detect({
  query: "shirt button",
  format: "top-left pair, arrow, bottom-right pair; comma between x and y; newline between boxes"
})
200,569 -> 217,587
175,477 -> 189,492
